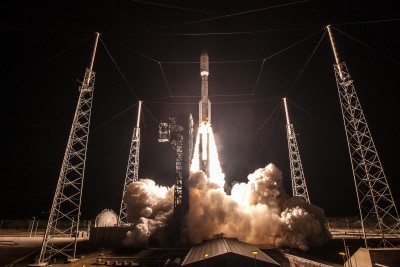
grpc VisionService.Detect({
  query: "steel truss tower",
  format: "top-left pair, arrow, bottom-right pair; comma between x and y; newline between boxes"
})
283,98 -> 310,203
158,117 -> 184,241
118,101 -> 142,225
37,33 -> 100,264
327,25 -> 400,248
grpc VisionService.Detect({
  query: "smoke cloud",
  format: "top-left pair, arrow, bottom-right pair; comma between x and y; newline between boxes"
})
122,179 -> 174,247
123,165 -> 330,250
187,163 -> 330,250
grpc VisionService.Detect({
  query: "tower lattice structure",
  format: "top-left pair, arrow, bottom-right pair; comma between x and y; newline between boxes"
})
158,117 -> 184,242
283,98 -> 310,203
37,33 -> 100,264
327,25 -> 400,248
118,101 -> 142,225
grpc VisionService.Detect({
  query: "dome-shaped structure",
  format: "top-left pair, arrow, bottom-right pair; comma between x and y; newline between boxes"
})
95,209 -> 118,227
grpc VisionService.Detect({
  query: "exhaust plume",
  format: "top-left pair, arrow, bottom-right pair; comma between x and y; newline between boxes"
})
122,160 -> 329,249
187,163 -> 330,250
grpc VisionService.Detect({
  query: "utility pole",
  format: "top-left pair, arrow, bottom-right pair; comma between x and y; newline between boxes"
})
36,32 -> 100,264
327,25 -> 400,248
119,101 -> 142,225
283,98 -> 310,203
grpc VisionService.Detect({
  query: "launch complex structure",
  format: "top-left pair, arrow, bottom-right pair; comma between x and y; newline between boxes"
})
32,26 -> 400,265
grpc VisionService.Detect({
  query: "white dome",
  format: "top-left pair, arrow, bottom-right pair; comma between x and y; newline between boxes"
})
95,209 -> 118,227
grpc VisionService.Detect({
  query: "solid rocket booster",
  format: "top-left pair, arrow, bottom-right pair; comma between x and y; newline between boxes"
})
199,50 -> 211,125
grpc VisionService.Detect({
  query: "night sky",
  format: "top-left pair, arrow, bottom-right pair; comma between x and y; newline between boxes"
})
1,0 -> 399,220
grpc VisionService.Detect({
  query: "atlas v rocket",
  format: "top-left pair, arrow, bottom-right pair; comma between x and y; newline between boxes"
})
198,50 -> 211,177
199,50 -> 211,125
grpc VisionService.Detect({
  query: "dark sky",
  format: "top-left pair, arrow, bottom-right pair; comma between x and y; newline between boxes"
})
1,0 -> 399,220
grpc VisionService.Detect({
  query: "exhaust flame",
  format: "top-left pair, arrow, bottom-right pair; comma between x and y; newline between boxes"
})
190,123 -> 224,188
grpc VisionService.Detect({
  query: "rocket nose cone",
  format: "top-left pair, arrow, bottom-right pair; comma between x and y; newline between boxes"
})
201,50 -> 208,58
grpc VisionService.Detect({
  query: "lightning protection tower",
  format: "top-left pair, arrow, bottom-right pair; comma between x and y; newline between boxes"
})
118,101 -> 142,225
327,25 -> 400,248
36,32 -> 100,264
283,98 -> 310,203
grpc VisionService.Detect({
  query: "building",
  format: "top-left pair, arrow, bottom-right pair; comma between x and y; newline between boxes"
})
181,237 -> 280,267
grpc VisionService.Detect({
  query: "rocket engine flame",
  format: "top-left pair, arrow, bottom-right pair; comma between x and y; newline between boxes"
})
190,123 -> 225,188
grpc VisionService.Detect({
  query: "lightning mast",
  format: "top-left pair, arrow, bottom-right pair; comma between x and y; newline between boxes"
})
283,98 -> 310,203
37,32 -> 100,264
118,101 -> 142,225
327,25 -> 400,248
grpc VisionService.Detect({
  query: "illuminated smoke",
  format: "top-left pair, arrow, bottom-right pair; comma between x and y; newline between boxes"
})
188,164 -> 330,250
122,179 -> 174,247
123,125 -> 330,250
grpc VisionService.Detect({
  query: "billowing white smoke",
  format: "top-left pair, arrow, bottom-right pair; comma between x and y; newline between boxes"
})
188,163 -> 330,250
122,179 -> 174,247
122,166 -> 329,250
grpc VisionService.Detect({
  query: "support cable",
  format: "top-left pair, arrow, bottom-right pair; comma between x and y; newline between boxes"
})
333,18 -> 400,26
99,38 -> 140,99
148,0 -> 309,31
130,0 -> 218,15
159,62 -> 173,97
333,27 -> 400,65
286,30 -> 327,96
241,101 -> 282,152
11,34 -> 93,81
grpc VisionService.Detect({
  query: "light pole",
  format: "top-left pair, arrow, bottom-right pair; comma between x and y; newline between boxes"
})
34,220 -> 39,236
30,217 -> 35,237
252,251 -> 258,267
339,252 -> 346,266
204,253 -> 209,267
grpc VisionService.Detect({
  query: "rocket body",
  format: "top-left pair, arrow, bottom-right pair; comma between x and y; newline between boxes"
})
199,50 -> 211,125
198,50 -> 211,177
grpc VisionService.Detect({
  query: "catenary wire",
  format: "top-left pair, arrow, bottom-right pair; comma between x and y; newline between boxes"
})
333,27 -> 400,65
100,38 -> 140,99
286,29 -> 327,96
147,0 -> 310,31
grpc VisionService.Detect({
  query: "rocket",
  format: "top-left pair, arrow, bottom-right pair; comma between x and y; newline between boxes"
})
199,50 -> 211,125
198,50 -> 211,177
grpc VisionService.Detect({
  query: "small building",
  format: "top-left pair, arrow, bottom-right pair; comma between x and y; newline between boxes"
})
95,209 -> 118,227
181,237 -> 280,267
347,247 -> 400,267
